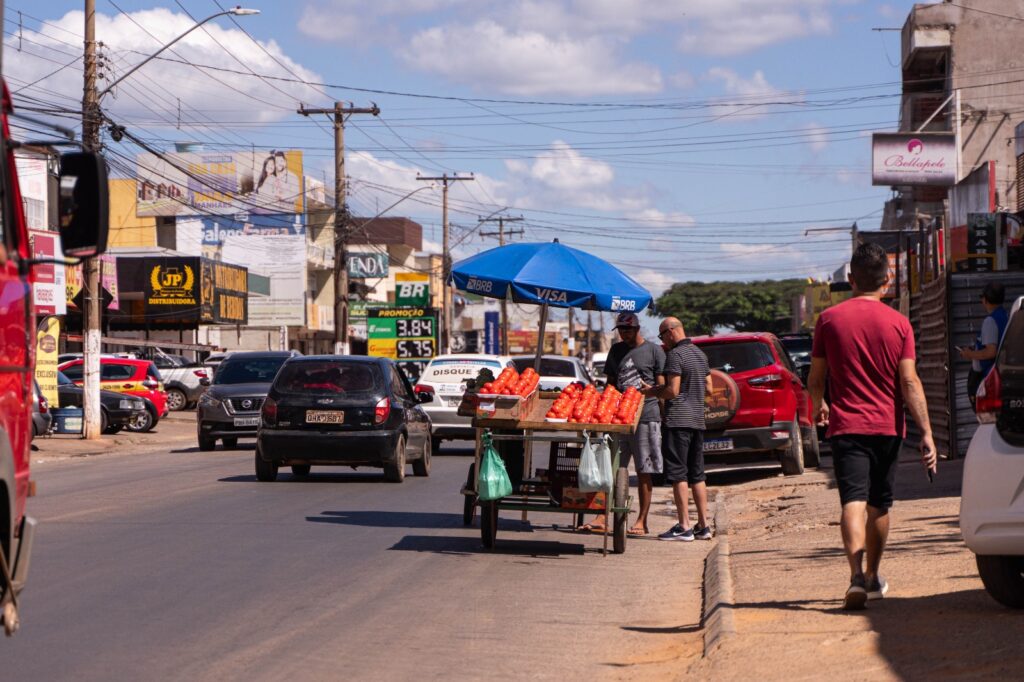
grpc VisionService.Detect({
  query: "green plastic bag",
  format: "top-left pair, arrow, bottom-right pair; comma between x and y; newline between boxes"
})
477,433 -> 513,501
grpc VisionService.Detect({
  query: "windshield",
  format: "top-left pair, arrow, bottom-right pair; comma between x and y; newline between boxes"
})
780,336 -> 813,361
274,361 -> 384,396
214,357 -> 287,385
512,358 -> 577,377
699,341 -> 775,374
57,371 -> 73,386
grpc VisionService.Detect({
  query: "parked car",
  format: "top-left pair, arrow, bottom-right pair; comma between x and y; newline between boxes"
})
778,332 -> 813,385
196,350 -> 299,451
961,295 -> 1024,608
58,357 -> 168,432
692,332 -> 819,476
511,354 -> 594,391
590,351 -> 608,383
56,371 -> 147,434
413,353 -> 513,451
256,356 -> 432,482
202,351 -> 234,373
31,379 -> 52,439
151,352 -> 208,411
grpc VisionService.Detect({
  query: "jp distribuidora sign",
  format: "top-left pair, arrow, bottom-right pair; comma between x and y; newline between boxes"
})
872,133 -> 957,187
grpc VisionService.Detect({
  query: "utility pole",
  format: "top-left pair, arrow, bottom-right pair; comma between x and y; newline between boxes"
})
567,309 -> 575,357
586,311 -> 593,363
81,0 -> 102,439
417,173 -> 473,354
479,215 -> 523,355
298,102 -> 379,354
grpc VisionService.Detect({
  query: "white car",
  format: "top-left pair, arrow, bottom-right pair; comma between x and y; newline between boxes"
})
414,354 -> 513,450
511,355 -> 594,391
960,295 -> 1024,609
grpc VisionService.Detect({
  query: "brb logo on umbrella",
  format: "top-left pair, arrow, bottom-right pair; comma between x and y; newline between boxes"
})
611,296 -> 637,311
466,277 -> 493,293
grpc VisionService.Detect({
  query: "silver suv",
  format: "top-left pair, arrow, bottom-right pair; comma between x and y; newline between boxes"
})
196,350 -> 300,451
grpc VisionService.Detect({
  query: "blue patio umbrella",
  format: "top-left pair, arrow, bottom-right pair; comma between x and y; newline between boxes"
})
449,241 -> 652,365
449,241 -> 652,313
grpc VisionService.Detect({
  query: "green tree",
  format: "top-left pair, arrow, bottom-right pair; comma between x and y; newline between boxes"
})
651,279 -> 807,336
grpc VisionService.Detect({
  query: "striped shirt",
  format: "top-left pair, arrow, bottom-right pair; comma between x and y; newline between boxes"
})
664,339 -> 710,430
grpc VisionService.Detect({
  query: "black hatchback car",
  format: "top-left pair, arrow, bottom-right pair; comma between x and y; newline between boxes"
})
256,356 -> 433,482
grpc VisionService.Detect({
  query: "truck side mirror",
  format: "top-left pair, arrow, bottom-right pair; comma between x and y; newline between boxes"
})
58,152 -> 109,258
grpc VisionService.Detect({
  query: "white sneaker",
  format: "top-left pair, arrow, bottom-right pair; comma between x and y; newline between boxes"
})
866,575 -> 888,601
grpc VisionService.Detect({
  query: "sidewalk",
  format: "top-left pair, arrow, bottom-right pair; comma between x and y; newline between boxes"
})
688,451 -> 1024,680
32,413 -> 195,461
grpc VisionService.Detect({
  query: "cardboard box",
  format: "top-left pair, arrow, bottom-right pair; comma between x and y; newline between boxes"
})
560,487 -> 607,510
474,390 -> 537,422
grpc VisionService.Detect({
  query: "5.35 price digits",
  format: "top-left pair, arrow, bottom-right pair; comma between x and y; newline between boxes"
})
396,339 -> 435,359
396,318 -> 435,338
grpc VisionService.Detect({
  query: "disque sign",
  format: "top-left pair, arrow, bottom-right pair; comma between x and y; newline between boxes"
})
704,368 -> 739,428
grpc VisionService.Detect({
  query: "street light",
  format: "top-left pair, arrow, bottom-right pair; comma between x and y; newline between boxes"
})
78,5 -> 259,440
98,7 -> 260,100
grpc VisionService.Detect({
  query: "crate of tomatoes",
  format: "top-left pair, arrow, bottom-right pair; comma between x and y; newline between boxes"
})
544,383 -> 643,427
474,366 -> 541,420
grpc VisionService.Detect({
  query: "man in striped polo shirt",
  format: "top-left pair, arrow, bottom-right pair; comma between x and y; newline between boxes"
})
641,317 -> 713,541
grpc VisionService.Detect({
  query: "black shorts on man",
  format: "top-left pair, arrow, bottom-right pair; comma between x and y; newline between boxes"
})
830,435 -> 902,509
662,427 -> 706,485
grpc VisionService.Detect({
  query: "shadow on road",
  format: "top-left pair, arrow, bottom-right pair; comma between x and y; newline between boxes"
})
219,471 -> 394,483
173,444 -> 255,454
389,534 -> 586,557
306,510 -> 467,528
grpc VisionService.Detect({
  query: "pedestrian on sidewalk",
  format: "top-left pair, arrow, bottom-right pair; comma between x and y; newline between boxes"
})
641,317 -> 713,542
582,312 -> 665,536
959,281 -> 1009,409
807,242 -> 937,610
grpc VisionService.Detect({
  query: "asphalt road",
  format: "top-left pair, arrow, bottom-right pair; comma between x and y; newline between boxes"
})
7,435 -> 711,680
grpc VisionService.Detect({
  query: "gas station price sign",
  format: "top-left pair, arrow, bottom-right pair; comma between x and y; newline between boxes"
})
367,308 -> 439,362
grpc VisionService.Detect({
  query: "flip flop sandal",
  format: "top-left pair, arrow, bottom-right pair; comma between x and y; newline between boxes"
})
627,528 -> 648,537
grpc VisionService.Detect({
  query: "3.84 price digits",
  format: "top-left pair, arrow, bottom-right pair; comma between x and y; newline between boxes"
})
396,317 -> 434,338
397,339 -> 435,359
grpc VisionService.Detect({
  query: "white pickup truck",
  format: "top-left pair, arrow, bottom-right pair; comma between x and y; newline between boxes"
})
151,353 -> 209,411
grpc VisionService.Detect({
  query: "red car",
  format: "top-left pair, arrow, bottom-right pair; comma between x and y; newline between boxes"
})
693,332 -> 820,475
58,358 -> 168,432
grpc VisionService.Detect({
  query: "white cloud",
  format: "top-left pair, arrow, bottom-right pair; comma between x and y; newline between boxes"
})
400,20 -> 662,96
633,268 -> 675,297
705,68 -> 783,118
7,9 -> 324,129
630,208 -> 696,228
678,2 -> 832,56
805,123 -> 829,153
528,141 -> 614,190
669,70 -> 696,90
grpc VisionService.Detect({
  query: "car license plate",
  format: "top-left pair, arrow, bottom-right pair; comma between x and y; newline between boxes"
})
234,417 -> 260,427
445,397 -> 461,407
305,410 -> 345,424
704,438 -> 733,452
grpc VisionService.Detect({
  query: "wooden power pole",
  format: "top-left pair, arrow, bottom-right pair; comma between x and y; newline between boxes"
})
479,215 -> 523,355
80,0 -> 102,439
298,102 -> 379,354
417,173 -> 473,354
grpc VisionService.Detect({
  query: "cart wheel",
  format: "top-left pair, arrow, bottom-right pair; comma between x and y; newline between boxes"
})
463,462 -> 477,526
613,467 -> 628,554
480,500 -> 498,549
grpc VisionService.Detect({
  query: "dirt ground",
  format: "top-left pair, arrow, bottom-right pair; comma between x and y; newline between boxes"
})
687,453 -> 1024,681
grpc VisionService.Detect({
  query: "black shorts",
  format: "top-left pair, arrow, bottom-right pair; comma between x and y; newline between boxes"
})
830,434 -> 902,510
662,427 -> 706,485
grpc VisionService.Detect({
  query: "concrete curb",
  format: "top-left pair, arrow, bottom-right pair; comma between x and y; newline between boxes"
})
702,492 -> 736,657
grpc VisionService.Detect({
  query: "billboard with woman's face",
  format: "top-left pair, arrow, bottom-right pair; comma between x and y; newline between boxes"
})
135,150 -> 304,216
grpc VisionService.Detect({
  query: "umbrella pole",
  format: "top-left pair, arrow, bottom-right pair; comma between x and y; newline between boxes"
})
534,303 -> 548,373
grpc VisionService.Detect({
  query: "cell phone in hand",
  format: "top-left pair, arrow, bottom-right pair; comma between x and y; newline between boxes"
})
926,468 -> 934,483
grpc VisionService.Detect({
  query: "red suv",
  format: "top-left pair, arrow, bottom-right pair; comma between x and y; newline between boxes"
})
693,332 -> 819,475
58,358 -> 168,432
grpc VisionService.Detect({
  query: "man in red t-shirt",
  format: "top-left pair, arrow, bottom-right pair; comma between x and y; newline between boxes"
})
808,243 -> 936,610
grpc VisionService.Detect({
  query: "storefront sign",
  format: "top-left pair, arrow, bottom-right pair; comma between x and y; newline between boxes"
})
147,260 -> 198,307
347,252 -> 389,279
965,213 -> 999,272
395,272 -> 430,306
35,316 -> 60,406
200,260 -> 248,324
129,256 -> 248,325
28,230 -> 66,316
872,133 -> 957,187
484,311 -> 500,354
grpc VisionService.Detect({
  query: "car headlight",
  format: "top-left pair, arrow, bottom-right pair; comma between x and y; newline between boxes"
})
119,399 -> 136,410
199,393 -> 221,409
132,399 -> 145,410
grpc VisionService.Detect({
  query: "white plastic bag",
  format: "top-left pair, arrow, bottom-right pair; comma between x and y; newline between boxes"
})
578,432 -> 613,492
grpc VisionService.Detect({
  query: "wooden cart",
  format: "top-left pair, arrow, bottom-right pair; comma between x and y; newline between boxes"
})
460,391 -> 641,554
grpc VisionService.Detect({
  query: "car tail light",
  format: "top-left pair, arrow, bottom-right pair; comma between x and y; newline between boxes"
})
38,395 -> 49,414
193,369 -> 208,378
142,379 -> 159,389
748,373 -> 784,390
375,397 -> 391,424
975,368 -> 1001,425
262,396 -> 277,426
414,383 -> 434,396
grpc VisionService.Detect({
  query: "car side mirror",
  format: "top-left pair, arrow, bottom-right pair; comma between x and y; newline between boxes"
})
58,151 -> 109,258
417,392 -> 433,404
199,377 -> 211,387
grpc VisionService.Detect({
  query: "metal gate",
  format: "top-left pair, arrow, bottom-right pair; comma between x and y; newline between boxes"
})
909,276 -> 951,457
947,272 -> 1024,457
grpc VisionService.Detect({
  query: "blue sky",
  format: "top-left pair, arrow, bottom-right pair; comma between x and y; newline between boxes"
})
4,1 -> 919,303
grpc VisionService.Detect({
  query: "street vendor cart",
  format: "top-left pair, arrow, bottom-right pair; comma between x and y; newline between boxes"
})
448,239 -> 654,556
